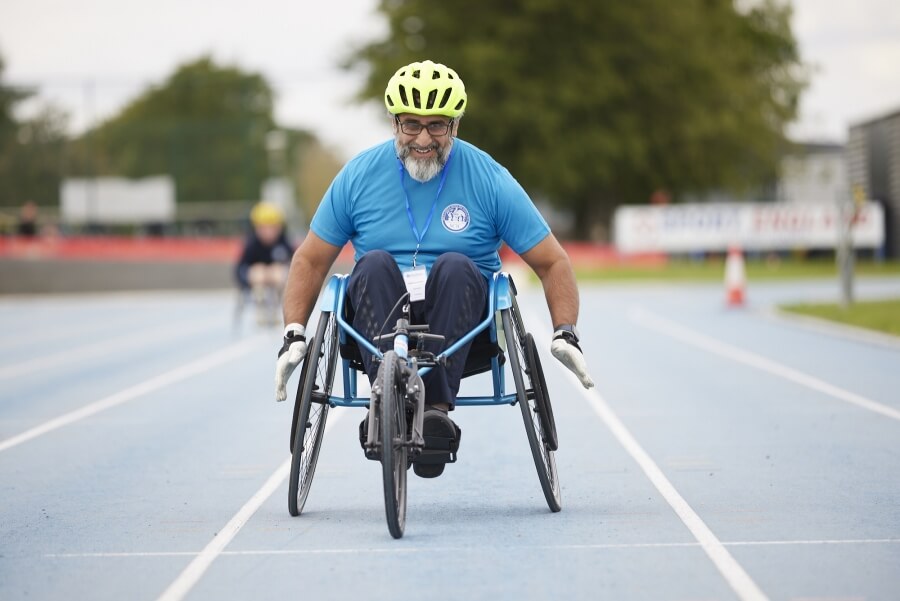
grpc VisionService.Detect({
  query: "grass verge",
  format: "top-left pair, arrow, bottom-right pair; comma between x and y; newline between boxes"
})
779,298 -> 900,337
575,258 -> 900,282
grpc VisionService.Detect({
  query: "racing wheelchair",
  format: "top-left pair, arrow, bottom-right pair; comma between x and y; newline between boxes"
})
287,271 -> 560,538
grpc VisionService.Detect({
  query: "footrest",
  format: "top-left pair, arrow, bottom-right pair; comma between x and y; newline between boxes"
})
415,448 -> 457,465
414,429 -> 460,465
412,411 -> 460,479
423,433 -> 457,452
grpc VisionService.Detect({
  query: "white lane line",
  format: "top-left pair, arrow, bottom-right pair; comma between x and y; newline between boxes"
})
47,552 -> 200,558
0,318 -> 223,381
0,335 -> 266,453
155,458 -> 291,601
155,409 -> 343,601
628,306 -> 900,422
45,538 -> 900,559
527,314 -> 769,601
724,538 -> 900,546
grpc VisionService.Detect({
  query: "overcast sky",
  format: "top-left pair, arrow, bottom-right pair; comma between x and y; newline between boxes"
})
2,0 -> 899,160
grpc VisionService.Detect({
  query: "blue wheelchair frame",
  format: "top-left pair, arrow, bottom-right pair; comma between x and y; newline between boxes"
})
287,268 -> 561,524
318,271 -> 519,408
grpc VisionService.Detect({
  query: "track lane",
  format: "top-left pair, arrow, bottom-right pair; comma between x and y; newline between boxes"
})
2,279 -> 899,600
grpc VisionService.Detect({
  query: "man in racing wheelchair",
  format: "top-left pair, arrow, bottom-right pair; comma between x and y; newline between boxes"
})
275,59 -> 594,478
235,201 -> 295,326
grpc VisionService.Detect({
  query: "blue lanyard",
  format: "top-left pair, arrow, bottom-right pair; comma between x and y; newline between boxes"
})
397,151 -> 453,267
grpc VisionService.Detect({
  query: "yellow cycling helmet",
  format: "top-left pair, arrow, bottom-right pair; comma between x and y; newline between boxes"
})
384,60 -> 467,118
250,201 -> 284,226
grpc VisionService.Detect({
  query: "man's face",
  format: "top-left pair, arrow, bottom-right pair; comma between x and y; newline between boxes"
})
393,113 -> 458,183
254,223 -> 281,245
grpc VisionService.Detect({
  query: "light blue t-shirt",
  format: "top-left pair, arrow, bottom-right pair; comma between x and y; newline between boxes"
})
311,139 -> 550,278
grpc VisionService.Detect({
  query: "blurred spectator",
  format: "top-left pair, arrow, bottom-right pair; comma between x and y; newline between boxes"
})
236,201 -> 296,324
17,201 -> 39,237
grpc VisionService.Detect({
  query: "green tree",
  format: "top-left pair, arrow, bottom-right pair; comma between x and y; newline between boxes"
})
0,54 -> 68,207
0,55 -> 29,142
69,57 -> 277,203
295,139 -> 344,221
346,0 -> 806,237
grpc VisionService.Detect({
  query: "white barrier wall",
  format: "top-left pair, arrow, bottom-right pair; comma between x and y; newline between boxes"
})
613,201 -> 885,253
61,176 -> 176,224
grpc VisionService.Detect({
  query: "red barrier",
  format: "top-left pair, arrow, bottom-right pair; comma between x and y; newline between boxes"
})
0,236 -> 244,263
1,236 -> 665,267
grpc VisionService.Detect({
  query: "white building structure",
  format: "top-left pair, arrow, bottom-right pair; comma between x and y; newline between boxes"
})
777,143 -> 847,205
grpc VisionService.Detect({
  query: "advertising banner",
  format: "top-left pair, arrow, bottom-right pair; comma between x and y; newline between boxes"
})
613,202 -> 885,253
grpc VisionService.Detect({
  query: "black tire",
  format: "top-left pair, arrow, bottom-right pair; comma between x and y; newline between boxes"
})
288,312 -> 338,517
379,351 -> 408,538
502,307 -> 562,512
524,333 -> 558,451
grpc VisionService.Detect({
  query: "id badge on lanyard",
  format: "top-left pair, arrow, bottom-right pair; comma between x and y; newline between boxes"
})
403,266 -> 427,302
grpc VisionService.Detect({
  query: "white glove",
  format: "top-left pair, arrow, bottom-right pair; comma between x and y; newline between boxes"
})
550,328 -> 594,389
275,323 -> 307,402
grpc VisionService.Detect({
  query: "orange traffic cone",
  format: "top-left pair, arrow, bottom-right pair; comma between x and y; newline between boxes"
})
724,246 -> 746,307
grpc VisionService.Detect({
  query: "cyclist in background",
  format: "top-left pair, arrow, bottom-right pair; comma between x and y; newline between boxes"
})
275,60 -> 594,478
236,201 -> 295,325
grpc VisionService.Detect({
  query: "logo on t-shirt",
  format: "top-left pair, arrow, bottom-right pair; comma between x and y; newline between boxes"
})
441,204 -> 470,233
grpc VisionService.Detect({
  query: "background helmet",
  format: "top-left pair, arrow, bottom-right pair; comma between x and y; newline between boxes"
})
384,60 -> 467,118
250,201 -> 284,226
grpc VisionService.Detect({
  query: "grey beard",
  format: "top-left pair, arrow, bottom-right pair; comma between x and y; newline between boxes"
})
395,138 -> 453,183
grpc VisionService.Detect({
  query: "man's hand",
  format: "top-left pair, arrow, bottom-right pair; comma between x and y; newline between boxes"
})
275,323 -> 307,402
550,328 -> 594,389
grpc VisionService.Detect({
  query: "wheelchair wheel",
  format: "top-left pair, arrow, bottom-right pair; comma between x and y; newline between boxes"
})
379,351 -> 408,539
288,311 -> 337,517
502,305 -> 562,513
524,333 -> 558,451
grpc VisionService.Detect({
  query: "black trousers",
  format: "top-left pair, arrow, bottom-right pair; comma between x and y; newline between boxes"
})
346,250 -> 488,408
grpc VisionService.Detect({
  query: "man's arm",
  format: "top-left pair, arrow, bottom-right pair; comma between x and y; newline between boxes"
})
519,234 -> 579,329
282,231 -> 344,327
274,231 -> 343,401
519,234 -> 594,389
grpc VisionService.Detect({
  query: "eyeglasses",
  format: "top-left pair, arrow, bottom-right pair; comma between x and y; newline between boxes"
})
396,117 -> 453,136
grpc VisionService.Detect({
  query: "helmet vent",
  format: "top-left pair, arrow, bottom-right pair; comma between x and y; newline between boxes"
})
399,85 -> 409,106
432,71 -> 440,79
386,95 -> 394,107
412,88 -> 421,108
439,88 -> 451,108
454,99 -> 464,111
412,69 -> 421,78
426,90 -> 437,109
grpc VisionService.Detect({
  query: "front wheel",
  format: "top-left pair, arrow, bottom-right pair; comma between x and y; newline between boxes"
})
379,351 -> 408,538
